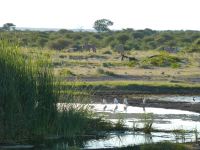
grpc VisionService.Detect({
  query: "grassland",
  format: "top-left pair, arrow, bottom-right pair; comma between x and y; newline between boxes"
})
20,47 -> 200,97
21,48 -> 200,79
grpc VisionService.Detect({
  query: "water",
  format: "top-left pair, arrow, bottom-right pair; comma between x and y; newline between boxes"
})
150,95 -> 200,103
2,100 -> 200,149
82,103 -> 200,149
84,131 -> 194,149
58,103 -> 200,149
92,104 -> 199,115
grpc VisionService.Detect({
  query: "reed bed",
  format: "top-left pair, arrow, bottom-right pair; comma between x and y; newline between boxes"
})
0,40 -> 114,143
0,39 -> 59,142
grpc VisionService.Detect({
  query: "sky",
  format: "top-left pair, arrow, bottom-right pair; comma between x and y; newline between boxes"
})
0,0 -> 200,30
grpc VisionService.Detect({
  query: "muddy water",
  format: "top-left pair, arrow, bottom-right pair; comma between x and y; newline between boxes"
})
84,131 -> 194,149
92,104 -> 200,131
57,103 -> 200,149
82,104 -> 200,149
149,95 -> 200,103
2,101 -> 199,150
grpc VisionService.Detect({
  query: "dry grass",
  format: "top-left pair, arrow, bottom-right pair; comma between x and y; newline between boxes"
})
20,48 -> 200,80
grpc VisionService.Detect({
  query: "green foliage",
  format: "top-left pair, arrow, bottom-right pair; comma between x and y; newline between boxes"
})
0,40 -> 116,143
48,39 -> 71,50
2,23 -> 16,31
112,142 -> 188,150
59,69 -> 75,76
102,50 -> 112,54
56,106 -> 91,137
141,53 -> 182,68
96,68 -> 105,74
140,113 -> 154,134
140,142 -> 188,150
117,34 -> 130,44
96,68 -> 116,76
187,38 -> 200,52
172,129 -> 187,143
102,62 -> 114,67
93,19 -> 114,32
126,61 -> 137,67
114,114 -> 126,130
0,40 -> 58,141
1,29 -> 200,52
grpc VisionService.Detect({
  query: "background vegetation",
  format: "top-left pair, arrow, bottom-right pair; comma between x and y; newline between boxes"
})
0,40 -> 112,143
0,28 -> 200,52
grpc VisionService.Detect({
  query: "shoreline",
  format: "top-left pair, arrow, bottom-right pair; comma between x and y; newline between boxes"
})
92,96 -> 200,114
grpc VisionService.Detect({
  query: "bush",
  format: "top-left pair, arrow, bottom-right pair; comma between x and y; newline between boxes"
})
59,69 -> 75,76
96,68 -> 116,76
96,68 -> 105,74
102,50 -> 112,54
126,61 -> 137,67
187,38 -> 200,52
102,62 -> 113,67
140,53 -> 183,68
48,39 -> 71,50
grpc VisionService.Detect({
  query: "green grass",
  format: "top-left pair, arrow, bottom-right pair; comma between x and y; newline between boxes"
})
58,80 -> 200,95
0,40 -> 115,143
140,142 -> 189,150
0,39 -> 58,142
96,68 -> 117,76
62,80 -> 200,88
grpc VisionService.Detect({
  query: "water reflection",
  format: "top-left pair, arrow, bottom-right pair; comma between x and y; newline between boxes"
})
152,95 -> 200,103
3,102 -> 199,150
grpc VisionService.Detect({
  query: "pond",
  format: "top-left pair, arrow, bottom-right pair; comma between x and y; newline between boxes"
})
148,95 -> 200,103
1,97 -> 200,150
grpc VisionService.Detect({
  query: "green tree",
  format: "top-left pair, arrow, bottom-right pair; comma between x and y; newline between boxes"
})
117,34 -> 130,44
2,23 -> 16,31
93,19 -> 113,32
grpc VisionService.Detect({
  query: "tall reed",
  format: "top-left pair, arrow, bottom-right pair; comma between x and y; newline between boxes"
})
0,39 -> 58,142
0,39 -> 113,143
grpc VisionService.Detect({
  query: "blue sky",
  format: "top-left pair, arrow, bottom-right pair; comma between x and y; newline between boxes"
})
0,0 -> 200,30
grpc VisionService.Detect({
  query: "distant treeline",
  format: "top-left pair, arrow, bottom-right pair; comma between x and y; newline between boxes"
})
0,28 -> 200,52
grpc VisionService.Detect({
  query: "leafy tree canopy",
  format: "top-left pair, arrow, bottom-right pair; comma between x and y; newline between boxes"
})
93,19 -> 113,32
2,23 -> 16,31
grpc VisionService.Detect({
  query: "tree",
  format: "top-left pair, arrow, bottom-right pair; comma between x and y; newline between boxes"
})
117,34 -> 130,44
2,23 -> 16,31
93,19 -> 113,32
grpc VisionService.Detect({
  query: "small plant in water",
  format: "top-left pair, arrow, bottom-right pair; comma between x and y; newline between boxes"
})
114,114 -> 126,130
141,113 -> 154,134
193,128 -> 199,144
172,129 -> 187,143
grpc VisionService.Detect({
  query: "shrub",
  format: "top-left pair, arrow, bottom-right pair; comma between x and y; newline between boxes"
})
141,53 -> 182,68
96,68 -> 116,76
48,39 -> 71,50
96,68 -> 105,74
102,50 -> 112,54
141,113 -> 154,134
171,63 -> 181,68
126,61 -> 137,67
102,62 -> 113,67
59,69 -> 75,76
